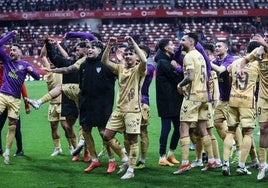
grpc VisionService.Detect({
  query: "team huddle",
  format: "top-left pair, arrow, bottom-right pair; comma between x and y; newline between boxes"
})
1,29 -> 268,181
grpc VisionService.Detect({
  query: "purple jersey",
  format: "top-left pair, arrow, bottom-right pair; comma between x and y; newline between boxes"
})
65,31 -> 97,41
141,63 -> 155,105
212,54 -> 234,101
0,32 -> 40,99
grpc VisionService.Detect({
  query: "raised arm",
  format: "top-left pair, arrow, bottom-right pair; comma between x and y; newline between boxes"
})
65,31 -> 97,41
0,30 -> 17,46
0,31 -> 17,62
101,37 -> 118,72
125,36 -> 147,72
56,41 -> 70,59
40,56 -> 51,69
251,34 -> 268,50
44,56 -> 86,74
45,39 -> 73,67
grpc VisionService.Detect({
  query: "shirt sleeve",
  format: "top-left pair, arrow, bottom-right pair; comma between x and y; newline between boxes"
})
65,31 -> 97,41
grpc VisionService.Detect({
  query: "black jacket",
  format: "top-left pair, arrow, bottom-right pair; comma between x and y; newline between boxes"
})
45,40 -> 79,118
155,49 -> 184,118
79,54 -> 116,127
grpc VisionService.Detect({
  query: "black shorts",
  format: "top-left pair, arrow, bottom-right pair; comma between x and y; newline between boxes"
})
61,94 -> 78,118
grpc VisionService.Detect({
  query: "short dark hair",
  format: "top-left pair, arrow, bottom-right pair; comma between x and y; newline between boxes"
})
73,41 -> 88,52
77,41 -> 88,48
204,43 -> 215,53
247,41 -> 260,53
157,38 -> 170,52
12,43 -> 22,51
139,44 -> 151,58
185,33 -> 198,45
124,46 -> 135,53
91,41 -> 104,51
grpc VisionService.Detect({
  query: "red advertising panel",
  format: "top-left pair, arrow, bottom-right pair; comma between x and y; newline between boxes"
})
0,9 -> 267,21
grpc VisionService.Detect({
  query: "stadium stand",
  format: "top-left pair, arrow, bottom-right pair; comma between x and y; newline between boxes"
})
0,0 -> 267,75
0,0 -> 267,12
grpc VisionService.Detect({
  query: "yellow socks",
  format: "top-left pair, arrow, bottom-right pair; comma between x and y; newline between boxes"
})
40,93 -> 53,103
240,134 -> 252,164
223,132 -> 235,161
53,138 -> 61,148
180,137 -> 190,161
140,129 -> 149,159
201,135 -> 213,159
259,147 -> 267,165
195,137 -> 203,160
107,138 -> 126,159
129,143 -> 139,168
211,134 -> 220,159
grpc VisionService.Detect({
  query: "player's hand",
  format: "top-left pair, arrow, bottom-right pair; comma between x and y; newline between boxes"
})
236,68 -> 244,78
25,108 -> 31,114
63,33 -> 67,39
27,66 -> 33,72
42,67 -> 52,72
125,36 -> 134,45
12,30 -> 18,35
44,34 -> 50,41
171,60 -> 181,69
56,41 -> 61,46
40,45 -> 47,58
177,84 -> 183,94
108,37 -> 117,46
251,34 -> 267,46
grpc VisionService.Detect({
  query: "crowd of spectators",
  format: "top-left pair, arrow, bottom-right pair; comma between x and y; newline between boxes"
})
0,0 -> 267,12
0,16 -> 266,59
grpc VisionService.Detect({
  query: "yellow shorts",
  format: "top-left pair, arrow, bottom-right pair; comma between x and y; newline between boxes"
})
180,98 -> 208,122
227,106 -> 256,128
106,110 -> 142,134
141,103 -> 150,126
62,84 -> 79,107
190,102 -> 213,128
0,93 -> 20,120
214,101 -> 229,120
207,102 -> 214,128
48,103 -> 66,122
257,97 -> 268,123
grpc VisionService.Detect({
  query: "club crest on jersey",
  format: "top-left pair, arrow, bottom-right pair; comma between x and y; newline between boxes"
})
96,67 -> 101,73
18,65 -> 23,70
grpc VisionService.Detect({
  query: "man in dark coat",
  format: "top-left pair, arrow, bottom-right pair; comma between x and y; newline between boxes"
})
155,38 -> 184,166
79,41 -> 117,174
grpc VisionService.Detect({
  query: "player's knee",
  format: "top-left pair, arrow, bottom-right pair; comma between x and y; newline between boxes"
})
8,118 -> 17,126
242,128 -> 253,137
214,118 -> 224,125
210,134 -> 217,141
103,132 -> 112,142
227,126 -> 236,134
